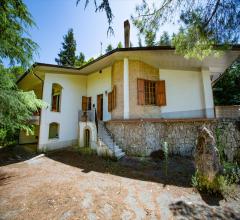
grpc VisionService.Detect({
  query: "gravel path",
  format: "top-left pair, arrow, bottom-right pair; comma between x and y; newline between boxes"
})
0,149 -> 239,220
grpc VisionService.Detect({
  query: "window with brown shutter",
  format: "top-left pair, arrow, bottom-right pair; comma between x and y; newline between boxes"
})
82,96 -> 88,111
108,91 -> 112,112
156,80 -> 166,106
112,86 -> 116,109
137,79 -> 145,105
137,79 -> 166,106
108,86 -> 117,112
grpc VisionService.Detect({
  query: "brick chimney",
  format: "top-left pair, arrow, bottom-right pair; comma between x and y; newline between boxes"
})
124,20 -> 130,48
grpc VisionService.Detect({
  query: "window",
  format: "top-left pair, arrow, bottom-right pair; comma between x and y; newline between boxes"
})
82,96 -> 92,111
137,79 -> 166,106
108,86 -> 116,112
144,80 -> 156,105
49,122 -> 59,139
51,83 -> 62,112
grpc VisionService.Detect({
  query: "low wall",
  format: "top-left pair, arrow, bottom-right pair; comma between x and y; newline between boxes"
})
106,119 -> 240,162
215,105 -> 240,119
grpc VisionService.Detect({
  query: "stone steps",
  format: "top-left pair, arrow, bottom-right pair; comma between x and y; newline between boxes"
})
98,122 -> 125,159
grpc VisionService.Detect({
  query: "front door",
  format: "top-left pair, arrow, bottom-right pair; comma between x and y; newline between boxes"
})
97,94 -> 103,120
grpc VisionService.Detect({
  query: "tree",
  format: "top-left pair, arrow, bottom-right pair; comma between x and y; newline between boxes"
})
0,0 -> 45,145
55,28 -> 76,66
213,60 -> 240,105
75,52 -> 85,67
159,31 -> 171,46
105,44 -> 113,53
117,42 -> 123,48
76,0 -> 114,35
131,0 -> 240,60
0,66 -> 45,145
79,0 -> 240,60
0,0 -> 38,67
75,52 -> 94,67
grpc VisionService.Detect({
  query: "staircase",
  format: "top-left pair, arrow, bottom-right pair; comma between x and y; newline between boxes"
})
98,121 -> 125,159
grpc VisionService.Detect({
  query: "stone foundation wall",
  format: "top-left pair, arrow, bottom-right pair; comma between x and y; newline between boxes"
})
106,119 -> 240,162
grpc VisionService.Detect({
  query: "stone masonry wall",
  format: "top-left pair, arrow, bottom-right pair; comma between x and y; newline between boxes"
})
106,119 -> 240,162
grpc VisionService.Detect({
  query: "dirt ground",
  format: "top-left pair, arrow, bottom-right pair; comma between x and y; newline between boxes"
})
0,146 -> 240,220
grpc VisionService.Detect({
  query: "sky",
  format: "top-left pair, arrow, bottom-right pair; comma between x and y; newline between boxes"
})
23,0 -> 178,64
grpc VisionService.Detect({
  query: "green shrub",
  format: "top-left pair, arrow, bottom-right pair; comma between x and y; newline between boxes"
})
223,161 -> 240,184
78,147 -> 96,156
192,170 -> 229,195
163,142 -> 169,176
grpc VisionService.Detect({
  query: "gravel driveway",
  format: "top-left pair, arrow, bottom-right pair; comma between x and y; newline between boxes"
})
0,148 -> 239,220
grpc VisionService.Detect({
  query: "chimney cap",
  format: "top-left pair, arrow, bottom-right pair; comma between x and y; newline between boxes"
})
124,20 -> 130,27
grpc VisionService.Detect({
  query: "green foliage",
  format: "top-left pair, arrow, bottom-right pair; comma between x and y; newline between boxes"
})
192,170 -> 229,195
117,42 -> 123,48
55,28 -> 77,66
159,31 -> 171,46
0,65 -> 46,146
75,52 -> 85,67
0,0 -> 38,67
213,59 -> 240,105
215,127 -> 226,163
223,162 -> 240,184
163,142 -> 169,176
131,0 -> 240,60
76,0 -> 114,35
105,44 -> 113,53
78,147 -> 97,156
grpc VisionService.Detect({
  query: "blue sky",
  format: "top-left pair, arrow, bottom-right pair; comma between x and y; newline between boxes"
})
24,0 -> 178,64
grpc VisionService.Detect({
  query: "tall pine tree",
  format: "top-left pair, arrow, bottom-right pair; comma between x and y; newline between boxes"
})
55,28 -> 76,66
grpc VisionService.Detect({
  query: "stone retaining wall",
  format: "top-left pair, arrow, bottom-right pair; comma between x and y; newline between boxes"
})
106,119 -> 240,162
215,105 -> 240,119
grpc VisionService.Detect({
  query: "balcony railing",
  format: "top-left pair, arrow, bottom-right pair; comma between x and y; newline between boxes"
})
78,110 -> 96,123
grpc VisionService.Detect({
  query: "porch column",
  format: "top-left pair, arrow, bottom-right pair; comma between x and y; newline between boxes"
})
123,58 -> 129,119
201,68 -> 215,118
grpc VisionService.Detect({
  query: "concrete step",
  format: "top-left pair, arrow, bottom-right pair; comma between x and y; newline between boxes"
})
115,151 -> 125,159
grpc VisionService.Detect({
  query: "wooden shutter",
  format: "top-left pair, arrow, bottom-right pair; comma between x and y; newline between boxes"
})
87,97 -> 92,110
156,80 -> 166,106
108,92 -> 112,112
82,96 -> 88,111
112,86 -> 116,110
137,79 -> 145,105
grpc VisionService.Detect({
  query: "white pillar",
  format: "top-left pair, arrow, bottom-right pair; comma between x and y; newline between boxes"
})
123,58 -> 129,119
201,68 -> 215,118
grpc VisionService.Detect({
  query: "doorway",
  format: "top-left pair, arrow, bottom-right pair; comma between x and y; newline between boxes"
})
97,94 -> 103,121
84,129 -> 90,147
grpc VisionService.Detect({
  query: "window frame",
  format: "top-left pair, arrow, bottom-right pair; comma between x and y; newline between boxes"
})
48,122 -> 60,140
144,79 -> 157,106
51,83 -> 62,113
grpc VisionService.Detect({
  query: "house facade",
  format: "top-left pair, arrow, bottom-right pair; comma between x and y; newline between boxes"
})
17,46 -> 240,156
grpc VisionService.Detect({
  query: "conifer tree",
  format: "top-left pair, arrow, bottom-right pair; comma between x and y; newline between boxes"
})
55,28 -> 76,66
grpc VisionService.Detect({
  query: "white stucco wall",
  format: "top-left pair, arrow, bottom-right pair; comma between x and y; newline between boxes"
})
87,67 -> 112,121
38,73 -> 87,150
160,69 -> 206,118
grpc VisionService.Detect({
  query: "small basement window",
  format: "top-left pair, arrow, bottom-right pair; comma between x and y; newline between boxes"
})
51,83 -> 62,112
49,122 -> 59,139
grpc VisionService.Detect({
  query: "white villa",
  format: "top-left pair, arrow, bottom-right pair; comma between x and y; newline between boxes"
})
17,22 -> 240,158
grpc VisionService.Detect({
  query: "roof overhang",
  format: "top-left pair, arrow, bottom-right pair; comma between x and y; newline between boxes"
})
17,45 -> 240,84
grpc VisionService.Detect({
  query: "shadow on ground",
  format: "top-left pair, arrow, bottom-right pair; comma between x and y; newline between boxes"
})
45,148 -> 195,187
0,144 -> 38,166
169,200 -> 240,220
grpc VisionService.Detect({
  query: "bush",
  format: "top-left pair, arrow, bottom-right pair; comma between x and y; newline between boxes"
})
78,147 -> 96,156
223,162 -> 240,184
192,170 -> 229,195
